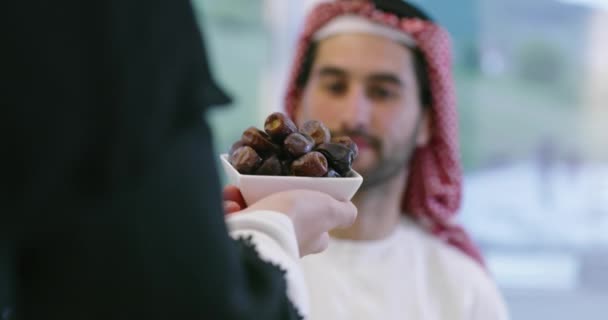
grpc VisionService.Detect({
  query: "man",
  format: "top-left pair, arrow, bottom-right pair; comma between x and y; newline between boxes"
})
0,0 -> 356,319
283,0 -> 510,319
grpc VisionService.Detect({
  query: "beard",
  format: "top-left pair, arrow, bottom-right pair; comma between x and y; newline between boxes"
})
333,121 -> 422,191
359,144 -> 417,190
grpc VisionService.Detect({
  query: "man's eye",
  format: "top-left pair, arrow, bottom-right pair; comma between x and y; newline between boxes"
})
368,86 -> 395,100
324,82 -> 346,95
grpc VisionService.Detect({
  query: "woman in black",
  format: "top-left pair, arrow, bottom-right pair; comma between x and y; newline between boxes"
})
0,1 -> 355,319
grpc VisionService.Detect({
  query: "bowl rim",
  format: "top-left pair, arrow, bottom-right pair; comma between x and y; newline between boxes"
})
220,153 -> 362,181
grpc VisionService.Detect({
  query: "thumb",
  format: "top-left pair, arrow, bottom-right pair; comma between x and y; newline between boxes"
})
330,200 -> 358,229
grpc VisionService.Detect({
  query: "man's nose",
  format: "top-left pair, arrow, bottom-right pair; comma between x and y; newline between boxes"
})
339,85 -> 371,130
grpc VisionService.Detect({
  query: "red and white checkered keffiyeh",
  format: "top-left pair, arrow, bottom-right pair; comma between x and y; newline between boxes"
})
284,0 -> 485,267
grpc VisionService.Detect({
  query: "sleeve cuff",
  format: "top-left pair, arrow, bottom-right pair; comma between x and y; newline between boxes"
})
226,210 -> 309,318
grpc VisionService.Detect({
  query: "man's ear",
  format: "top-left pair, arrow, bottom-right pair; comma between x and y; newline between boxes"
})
415,110 -> 431,147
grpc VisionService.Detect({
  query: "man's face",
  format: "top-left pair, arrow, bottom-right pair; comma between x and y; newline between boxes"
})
295,33 -> 430,188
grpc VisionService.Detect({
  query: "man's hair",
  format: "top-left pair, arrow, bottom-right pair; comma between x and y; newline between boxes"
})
295,0 -> 433,108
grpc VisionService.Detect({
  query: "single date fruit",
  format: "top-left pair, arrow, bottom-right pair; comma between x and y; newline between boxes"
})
315,143 -> 354,176
229,146 -> 263,174
284,132 -> 314,158
291,151 -> 328,177
264,112 -> 298,143
300,120 -> 331,146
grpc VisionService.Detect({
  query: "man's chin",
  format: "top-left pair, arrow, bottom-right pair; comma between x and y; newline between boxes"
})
352,149 -> 377,172
352,159 -> 376,177
354,156 -> 410,190
353,163 -> 387,185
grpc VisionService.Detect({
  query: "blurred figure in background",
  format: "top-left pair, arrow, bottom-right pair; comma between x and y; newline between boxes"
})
0,0 -> 356,319
283,0 -> 509,318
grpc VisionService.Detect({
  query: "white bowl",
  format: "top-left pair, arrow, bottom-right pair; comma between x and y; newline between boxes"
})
220,154 -> 363,205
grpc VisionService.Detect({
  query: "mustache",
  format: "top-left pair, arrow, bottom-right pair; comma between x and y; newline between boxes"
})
330,127 -> 382,152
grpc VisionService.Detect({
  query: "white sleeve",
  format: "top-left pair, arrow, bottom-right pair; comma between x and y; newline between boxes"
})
470,273 -> 510,320
225,210 -> 309,319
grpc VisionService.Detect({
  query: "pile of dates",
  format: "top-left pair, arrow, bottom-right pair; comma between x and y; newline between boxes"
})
229,112 -> 358,177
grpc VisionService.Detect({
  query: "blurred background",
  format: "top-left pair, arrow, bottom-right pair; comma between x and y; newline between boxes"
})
195,0 -> 608,318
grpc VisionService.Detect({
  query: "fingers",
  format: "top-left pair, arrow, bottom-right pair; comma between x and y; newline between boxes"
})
222,185 -> 240,201
223,200 -> 243,215
236,189 -> 357,257
302,232 -> 330,257
277,189 -> 357,230
223,185 -> 247,208
328,199 -> 358,230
